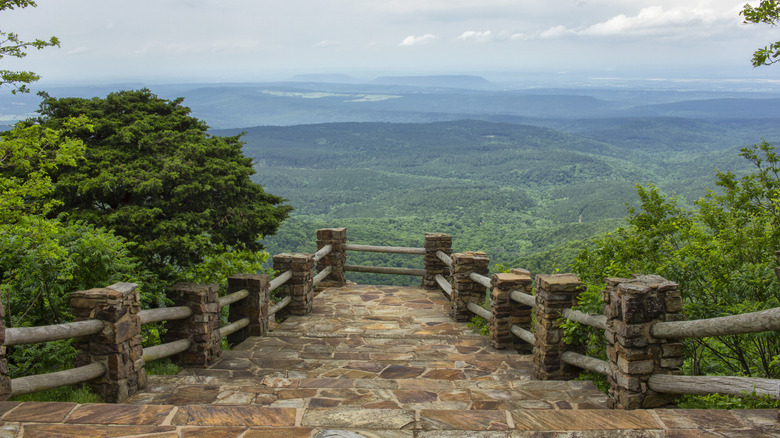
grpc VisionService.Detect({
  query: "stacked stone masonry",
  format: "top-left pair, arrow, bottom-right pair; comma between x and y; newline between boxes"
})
273,253 -> 315,316
534,273 -> 585,381
490,269 -> 533,353
70,283 -> 146,403
450,251 -> 490,322
0,300 -> 9,400
316,228 -> 347,287
603,275 -> 685,409
422,233 -> 452,290
226,274 -> 270,345
164,283 -> 222,368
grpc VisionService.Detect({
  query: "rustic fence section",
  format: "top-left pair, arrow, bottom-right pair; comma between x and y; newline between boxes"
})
450,252 -> 490,321
496,272 -> 780,409
0,266 -> 298,402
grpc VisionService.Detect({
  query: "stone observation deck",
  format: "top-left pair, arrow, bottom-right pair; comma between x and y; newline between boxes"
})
0,284 -> 776,436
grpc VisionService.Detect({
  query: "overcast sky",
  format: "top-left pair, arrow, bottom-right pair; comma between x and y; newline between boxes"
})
2,0 -> 777,85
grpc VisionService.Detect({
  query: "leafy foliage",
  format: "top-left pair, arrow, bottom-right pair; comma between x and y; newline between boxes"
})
573,142 -> 780,379
0,117 -> 88,222
742,1 -> 780,67
39,89 -> 292,282
0,1 -> 60,93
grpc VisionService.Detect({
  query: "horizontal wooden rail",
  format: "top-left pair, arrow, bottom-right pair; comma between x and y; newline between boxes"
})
269,270 -> 293,290
218,289 -> 249,309
143,339 -> 192,363
466,302 -> 492,321
562,308 -> 607,331
219,317 -> 249,338
648,374 -> 780,400
343,244 -> 426,255
469,272 -> 492,289
561,351 -> 609,376
312,266 -> 333,287
651,307 -> 780,339
269,295 -> 292,315
344,265 -> 426,277
4,320 -> 104,346
511,324 -> 535,345
436,250 -> 453,267
10,362 -> 106,397
435,274 -> 452,297
509,290 -> 535,307
139,306 -> 193,325
313,244 -> 333,262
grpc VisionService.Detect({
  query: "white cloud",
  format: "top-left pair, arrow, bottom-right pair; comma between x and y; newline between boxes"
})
530,4 -> 739,41
457,30 -> 493,43
539,25 -> 575,39
315,40 -> 341,47
399,33 -> 438,46
583,6 -> 710,36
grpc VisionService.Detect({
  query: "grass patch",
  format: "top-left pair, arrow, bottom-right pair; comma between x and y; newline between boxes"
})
10,385 -> 102,403
145,358 -> 181,375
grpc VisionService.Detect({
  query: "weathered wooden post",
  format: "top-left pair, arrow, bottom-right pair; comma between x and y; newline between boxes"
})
226,274 -> 270,344
450,251 -> 490,321
423,233 -> 452,290
273,253 -> 315,316
70,283 -> 145,402
534,273 -> 585,380
490,269 -> 533,353
164,283 -> 222,367
603,275 -> 684,409
0,299 -> 9,401
316,228 -> 347,287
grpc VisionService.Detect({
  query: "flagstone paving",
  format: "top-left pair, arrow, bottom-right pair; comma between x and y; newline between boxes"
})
1,284 -> 777,436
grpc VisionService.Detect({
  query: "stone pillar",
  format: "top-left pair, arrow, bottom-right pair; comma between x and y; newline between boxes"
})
164,283 -> 222,367
534,273 -> 585,380
604,275 -> 685,409
490,269 -> 533,353
450,251 -> 490,322
226,274 -> 270,345
0,300 -> 9,401
423,233 -> 452,290
71,283 -> 145,403
273,253 -> 315,316
316,228 -> 347,287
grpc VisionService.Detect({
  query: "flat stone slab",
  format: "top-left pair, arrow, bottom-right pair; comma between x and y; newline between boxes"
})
0,402 -> 776,435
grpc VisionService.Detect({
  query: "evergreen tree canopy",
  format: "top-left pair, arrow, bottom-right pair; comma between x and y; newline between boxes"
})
38,89 -> 291,279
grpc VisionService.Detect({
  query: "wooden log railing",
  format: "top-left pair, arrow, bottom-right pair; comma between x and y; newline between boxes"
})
435,274 -> 452,297
4,320 -> 104,346
3,281 -> 261,400
651,307 -> 780,339
343,243 -> 426,277
505,273 -> 780,409
469,272 -> 492,289
466,301 -> 492,321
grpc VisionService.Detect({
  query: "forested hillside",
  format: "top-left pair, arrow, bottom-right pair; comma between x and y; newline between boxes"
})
217,118 -> 759,285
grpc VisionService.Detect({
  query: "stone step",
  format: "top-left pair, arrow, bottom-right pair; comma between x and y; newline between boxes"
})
10,401 -> 778,436
125,374 -> 607,409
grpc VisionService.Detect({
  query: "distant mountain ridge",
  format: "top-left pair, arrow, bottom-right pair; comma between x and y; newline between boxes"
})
371,75 -> 494,90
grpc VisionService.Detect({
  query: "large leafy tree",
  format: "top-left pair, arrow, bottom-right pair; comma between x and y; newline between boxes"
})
0,0 -> 59,93
39,89 -> 291,281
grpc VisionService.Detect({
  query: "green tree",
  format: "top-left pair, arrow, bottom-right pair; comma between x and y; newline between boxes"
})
742,0 -> 780,67
0,0 -> 59,93
573,144 -> 780,379
38,89 -> 292,282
